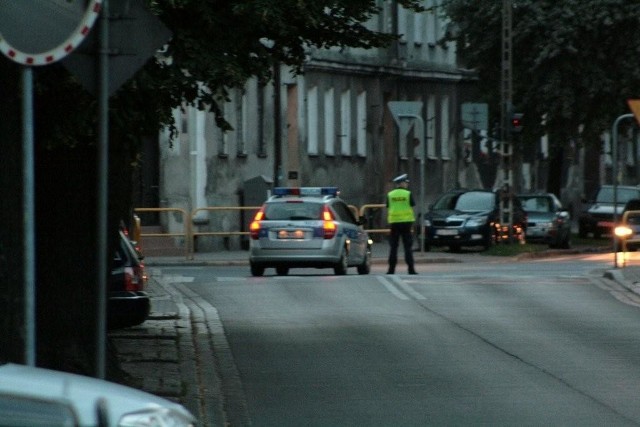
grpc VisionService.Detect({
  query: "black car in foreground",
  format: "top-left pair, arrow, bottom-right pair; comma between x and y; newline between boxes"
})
108,229 -> 150,329
423,189 -> 527,252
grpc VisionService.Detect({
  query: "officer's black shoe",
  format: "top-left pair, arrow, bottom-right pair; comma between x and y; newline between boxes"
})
386,269 -> 395,274
408,269 -> 418,275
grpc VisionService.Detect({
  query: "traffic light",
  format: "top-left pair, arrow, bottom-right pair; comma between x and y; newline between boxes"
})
510,113 -> 523,133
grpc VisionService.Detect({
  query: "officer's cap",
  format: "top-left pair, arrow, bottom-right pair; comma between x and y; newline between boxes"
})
392,174 -> 409,183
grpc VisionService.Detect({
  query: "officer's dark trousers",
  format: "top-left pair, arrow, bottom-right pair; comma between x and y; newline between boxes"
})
387,222 -> 415,273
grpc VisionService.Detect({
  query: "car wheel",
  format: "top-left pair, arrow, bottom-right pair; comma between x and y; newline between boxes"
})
334,250 -> 348,275
449,244 -> 461,253
276,266 -> 289,276
357,246 -> 372,275
250,263 -> 265,277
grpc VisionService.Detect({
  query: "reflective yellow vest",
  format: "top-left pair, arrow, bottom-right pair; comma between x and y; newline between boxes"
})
387,188 -> 415,223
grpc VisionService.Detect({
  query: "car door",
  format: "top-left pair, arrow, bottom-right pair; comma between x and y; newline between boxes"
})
332,200 -> 366,263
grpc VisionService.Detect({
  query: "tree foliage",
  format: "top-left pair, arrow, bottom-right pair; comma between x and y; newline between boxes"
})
442,0 -> 640,144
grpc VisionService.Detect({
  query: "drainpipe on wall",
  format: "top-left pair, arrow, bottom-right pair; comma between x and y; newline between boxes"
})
273,63 -> 282,186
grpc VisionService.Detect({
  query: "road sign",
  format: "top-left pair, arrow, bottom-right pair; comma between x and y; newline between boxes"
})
627,99 -> 640,126
62,0 -> 172,96
388,101 -> 423,138
461,103 -> 488,130
0,0 -> 102,66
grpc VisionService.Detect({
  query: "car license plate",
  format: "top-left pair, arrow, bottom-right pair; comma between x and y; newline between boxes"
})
436,229 -> 458,236
278,229 -> 305,239
597,221 -> 614,227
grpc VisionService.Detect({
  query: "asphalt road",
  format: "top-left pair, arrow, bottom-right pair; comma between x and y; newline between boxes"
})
160,253 -> 640,426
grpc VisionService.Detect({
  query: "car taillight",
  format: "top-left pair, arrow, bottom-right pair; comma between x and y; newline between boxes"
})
322,207 -> 337,239
124,266 -> 144,291
250,209 -> 265,240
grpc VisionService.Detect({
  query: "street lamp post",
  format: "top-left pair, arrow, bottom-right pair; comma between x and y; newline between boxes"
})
611,113 -> 634,268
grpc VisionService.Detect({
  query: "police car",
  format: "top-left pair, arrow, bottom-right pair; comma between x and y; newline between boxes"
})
249,187 -> 372,276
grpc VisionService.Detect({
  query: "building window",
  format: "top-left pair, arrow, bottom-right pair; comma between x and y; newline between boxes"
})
237,89 -> 247,157
324,88 -> 335,156
427,95 -> 437,159
413,11 -> 424,46
181,108 -> 188,134
440,95 -> 450,160
257,83 -> 267,157
218,103 -> 229,157
340,89 -> 351,156
426,0 -> 437,47
356,91 -> 367,157
397,5 -> 408,43
307,86 -> 319,155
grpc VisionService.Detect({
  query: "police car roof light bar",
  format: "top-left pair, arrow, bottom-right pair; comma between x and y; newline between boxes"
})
272,187 -> 339,197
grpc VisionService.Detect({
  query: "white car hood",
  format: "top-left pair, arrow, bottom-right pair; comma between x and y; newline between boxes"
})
0,363 -> 195,426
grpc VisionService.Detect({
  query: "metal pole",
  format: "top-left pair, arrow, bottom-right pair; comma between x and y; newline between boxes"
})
273,63 -> 281,186
416,116 -> 425,253
96,0 -> 109,379
612,113 -> 634,268
22,67 -> 36,367
399,113 -> 425,252
501,0 -> 514,240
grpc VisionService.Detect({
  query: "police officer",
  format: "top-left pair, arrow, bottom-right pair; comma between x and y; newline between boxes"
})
386,174 -> 417,275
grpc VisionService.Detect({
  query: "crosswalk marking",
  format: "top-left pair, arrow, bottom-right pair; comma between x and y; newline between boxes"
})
376,276 -> 427,300
376,276 -> 410,300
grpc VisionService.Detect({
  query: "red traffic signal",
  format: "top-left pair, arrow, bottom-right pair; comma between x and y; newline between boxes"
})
510,113 -> 523,133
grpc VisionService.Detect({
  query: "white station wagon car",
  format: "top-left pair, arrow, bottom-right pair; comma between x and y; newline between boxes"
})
249,187 -> 372,276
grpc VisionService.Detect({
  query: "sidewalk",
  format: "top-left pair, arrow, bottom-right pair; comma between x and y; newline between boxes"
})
108,242 -> 640,425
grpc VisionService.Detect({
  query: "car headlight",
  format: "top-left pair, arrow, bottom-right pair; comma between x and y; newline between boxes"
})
118,406 -> 196,427
615,225 -> 633,239
423,219 -> 431,227
466,216 -> 488,227
540,221 -> 553,228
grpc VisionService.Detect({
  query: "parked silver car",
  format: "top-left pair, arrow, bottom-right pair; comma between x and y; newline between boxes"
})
517,193 -> 571,249
0,363 -> 196,426
249,187 -> 372,276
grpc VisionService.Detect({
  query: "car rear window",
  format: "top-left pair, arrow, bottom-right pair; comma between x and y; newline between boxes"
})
454,192 -> 495,212
264,202 -> 323,220
520,197 -> 551,213
596,187 -> 640,204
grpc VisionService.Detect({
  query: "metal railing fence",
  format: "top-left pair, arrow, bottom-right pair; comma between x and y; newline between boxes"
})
133,204 -> 390,259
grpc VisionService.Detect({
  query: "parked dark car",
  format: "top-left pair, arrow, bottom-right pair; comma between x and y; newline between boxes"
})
422,189 -> 527,252
517,193 -> 571,249
108,229 -> 150,329
578,185 -> 640,238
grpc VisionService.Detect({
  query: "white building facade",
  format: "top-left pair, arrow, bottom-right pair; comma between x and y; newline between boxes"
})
149,1 -> 482,250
